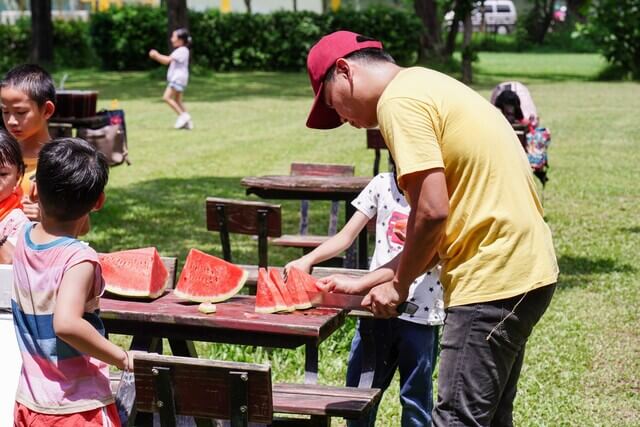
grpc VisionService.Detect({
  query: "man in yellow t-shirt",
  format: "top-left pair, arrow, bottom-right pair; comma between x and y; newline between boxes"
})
305,31 -> 558,426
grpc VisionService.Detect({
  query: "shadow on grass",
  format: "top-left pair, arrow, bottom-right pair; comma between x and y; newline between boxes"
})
557,255 -> 636,289
619,226 -> 640,234
59,69 -> 311,103
90,176 -> 325,265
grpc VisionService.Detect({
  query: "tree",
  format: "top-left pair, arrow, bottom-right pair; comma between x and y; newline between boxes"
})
586,0 -> 640,79
414,0 -> 444,59
566,0 -> 589,23
166,0 -> 188,51
522,0 -> 556,44
30,0 -> 53,65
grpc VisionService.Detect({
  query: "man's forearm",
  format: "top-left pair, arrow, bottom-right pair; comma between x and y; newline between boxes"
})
393,210 -> 445,292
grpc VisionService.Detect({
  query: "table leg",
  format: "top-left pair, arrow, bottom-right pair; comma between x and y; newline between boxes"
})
357,318 -> 376,389
130,335 -> 163,353
168,339 -> 198,357
304,343 -> 319,384
357,224 -> 368,270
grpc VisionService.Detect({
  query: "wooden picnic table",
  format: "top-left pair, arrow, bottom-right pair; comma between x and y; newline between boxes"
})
100,291 -> 346,385
241,175 -> 371,269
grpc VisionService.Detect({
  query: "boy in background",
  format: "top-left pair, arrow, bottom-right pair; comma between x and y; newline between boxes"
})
12,138 -> 133,426
1,64 -> 56,220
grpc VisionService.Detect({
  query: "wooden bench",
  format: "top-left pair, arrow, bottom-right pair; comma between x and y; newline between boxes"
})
271,163 -> 354,263
127,353 -> 381,427
206,197 -> 282,269
366,129 -> 393,176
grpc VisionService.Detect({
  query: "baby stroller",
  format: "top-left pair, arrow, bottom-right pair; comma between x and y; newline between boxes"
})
491,81 -> 551,188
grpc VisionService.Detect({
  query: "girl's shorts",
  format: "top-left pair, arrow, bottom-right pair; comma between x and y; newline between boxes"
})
14,401 -> 121,426
168,81 -> 186,92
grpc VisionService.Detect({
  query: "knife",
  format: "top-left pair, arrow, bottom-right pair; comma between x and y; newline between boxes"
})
308,291 -> 418,315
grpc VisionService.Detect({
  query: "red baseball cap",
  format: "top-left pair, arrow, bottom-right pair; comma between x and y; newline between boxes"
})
306,31 -> 383,129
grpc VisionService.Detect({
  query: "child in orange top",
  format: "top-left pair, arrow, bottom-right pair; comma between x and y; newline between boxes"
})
0,64 -> 56,220
0,130 -> 28,264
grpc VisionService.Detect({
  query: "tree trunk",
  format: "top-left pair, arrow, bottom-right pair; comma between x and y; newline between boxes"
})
244,0 -> 252,13
30,0 -> 53,65
166,0 -> 188,51
527,0 -> 555,44
414,0 -> 443,60
461,9 -> 473,84
293,0 -> 297,12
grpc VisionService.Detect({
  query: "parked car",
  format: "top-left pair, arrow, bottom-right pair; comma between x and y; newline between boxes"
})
444,0 -> 518,34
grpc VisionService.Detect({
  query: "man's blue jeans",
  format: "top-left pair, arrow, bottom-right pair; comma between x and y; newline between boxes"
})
346,318 -> 440,427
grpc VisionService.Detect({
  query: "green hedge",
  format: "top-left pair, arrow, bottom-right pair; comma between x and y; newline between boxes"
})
93,5 -> 422,71
0,18 -> 96,73
0,6 -> 421,72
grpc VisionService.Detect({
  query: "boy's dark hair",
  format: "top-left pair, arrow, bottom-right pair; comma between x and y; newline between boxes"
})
174,28 -> 192,48
1,64 -> 56,107
0,129 -> 25,177
324,48 -> 395,84
36,138 -> 108,222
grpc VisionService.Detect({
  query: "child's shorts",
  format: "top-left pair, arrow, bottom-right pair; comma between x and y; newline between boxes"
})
168,81 -> 186,92
14,401 -> 121,426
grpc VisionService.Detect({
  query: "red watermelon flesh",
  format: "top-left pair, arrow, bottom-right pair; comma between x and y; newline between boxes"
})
288,267 -> 321,295
174,249 -> 247,303
255,268 -> 287,313
268,268 -> 295,312
284,271 -> 313,310
100,247 -> 168,299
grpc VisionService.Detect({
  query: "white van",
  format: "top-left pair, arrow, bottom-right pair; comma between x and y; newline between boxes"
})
444,0 -> 518,35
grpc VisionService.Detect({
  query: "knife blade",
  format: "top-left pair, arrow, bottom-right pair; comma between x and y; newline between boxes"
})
308,291 -> 418,315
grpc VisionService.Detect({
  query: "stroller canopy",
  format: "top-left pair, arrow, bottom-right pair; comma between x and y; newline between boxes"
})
490,81 -> 539,126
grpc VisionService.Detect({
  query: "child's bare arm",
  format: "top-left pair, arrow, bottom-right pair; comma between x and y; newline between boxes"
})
53,261 -> 130,370
149,49 -> 172,65
285,211 -> 370,274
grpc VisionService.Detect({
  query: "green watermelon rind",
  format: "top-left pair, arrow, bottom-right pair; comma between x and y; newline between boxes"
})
174,269 -> 248,303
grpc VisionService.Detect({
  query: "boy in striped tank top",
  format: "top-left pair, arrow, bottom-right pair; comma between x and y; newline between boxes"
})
11,138 -> 132,426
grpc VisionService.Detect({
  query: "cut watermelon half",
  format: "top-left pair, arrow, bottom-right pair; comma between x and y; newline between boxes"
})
255,268 -> 287,314
174,249 -> 247,303
287,267 -> 321,295
284,270 -> 313,310
100,247 -> 168,299
268,268 -> 296,312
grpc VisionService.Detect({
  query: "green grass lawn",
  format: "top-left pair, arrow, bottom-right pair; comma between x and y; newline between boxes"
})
55,52 -> 639,425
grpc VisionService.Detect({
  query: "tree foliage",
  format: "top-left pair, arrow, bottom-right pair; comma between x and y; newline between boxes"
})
585,0 -> 640,79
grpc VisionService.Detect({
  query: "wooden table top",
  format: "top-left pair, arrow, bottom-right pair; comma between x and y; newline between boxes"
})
241,175 -> 370,200
100,291 -> 346,341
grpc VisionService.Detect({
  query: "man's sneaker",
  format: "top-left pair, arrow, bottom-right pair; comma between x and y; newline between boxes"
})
174,112 -> 190,129
183,120 -> 194,130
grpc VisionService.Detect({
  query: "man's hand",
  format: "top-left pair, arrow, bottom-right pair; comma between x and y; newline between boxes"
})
148,49 -> 159,59
362,279 -> 409,318
316,274 -> 368,295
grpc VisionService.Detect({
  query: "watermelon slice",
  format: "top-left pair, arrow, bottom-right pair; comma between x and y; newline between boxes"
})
287,267 -> 321,295
268,268 -> 295,312
100,247 -> 169,299
174,249 -> 247,303
198,302 -> 217,314
284,271 -> 313,310
255,268 -> 287,314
